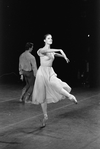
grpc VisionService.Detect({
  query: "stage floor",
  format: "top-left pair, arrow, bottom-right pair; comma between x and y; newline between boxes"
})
0,84 -> 100,149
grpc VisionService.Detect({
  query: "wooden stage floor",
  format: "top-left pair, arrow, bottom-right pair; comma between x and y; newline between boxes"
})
0,83 -> 100,149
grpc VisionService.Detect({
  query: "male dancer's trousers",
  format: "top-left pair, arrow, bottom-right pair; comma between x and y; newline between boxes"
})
21,70 -> 35,102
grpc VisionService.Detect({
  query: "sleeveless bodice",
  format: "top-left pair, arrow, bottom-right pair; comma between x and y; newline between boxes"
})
40,53 -> 54,67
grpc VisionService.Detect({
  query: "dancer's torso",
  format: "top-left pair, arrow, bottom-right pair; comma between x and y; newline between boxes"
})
40,53 -> 54,67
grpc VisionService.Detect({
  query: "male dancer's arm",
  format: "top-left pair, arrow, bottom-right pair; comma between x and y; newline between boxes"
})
19,57 -> 23,80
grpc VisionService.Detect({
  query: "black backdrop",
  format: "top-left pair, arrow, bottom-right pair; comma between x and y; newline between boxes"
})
0,0 -> 100,87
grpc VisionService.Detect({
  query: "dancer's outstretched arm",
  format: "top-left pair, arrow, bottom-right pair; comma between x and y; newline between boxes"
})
60,50 -> 70,63
38,48 -> 61,54
54,52 -> 64,58
37,48 -> 70,63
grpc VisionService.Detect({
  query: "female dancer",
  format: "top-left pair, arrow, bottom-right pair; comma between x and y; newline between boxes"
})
32,34 -> 77,127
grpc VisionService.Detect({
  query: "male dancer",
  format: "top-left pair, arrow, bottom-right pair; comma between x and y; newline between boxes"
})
19,42 -> 37,103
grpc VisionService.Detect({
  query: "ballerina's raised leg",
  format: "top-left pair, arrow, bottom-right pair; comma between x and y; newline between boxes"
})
60,88 -> 77,104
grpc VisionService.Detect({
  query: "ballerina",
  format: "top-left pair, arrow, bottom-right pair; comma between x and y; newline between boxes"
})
32,34 -> 77,127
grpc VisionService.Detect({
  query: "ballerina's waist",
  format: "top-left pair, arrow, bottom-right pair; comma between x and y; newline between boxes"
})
41,64 -> 52,67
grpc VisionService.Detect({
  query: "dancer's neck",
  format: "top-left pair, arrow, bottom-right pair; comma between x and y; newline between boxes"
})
45,44 -> 50,49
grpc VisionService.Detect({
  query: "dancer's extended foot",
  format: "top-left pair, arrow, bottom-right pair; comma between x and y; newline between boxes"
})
41,114 -> 48,128
69,95 -> 77,104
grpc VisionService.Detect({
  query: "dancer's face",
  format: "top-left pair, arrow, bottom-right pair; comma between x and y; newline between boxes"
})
45,34 -> 53,45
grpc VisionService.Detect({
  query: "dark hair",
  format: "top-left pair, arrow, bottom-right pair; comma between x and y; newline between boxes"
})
44,34 -> 51,40
25,42 -> 33,50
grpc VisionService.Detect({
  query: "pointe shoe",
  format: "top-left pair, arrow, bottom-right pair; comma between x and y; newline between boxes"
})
42,115 -> 48,128
69,95 -> 78,104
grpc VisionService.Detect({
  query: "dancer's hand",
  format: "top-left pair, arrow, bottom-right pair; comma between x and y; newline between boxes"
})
60,50 -> 70,63
20,75 -> 23,81
65,58 -> 70,63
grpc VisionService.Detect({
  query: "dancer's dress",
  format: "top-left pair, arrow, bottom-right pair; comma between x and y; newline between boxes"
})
32,52 -> 71,104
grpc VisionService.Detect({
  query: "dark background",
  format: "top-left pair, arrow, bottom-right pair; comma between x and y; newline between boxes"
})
0,0 -> 100,88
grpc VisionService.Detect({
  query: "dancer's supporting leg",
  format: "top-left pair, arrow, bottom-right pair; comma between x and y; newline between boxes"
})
41,101 -> 48,127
